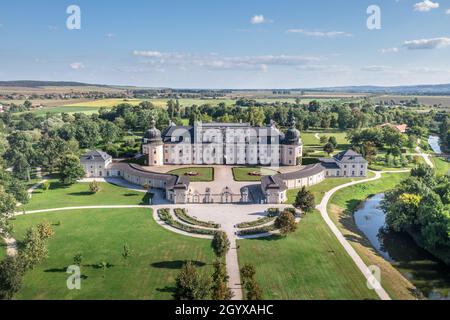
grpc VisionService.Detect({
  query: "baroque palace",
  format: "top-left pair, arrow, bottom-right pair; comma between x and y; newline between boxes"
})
81,119 -> 368,205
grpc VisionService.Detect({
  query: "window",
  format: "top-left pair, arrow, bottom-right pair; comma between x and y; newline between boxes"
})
352,171 -> 355,176
360,171 -> 364,176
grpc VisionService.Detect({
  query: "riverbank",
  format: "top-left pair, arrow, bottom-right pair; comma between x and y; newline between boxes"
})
327,172 -> 419,300
354,194 -> 450,299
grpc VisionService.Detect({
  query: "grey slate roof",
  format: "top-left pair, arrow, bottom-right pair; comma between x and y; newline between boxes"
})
261,175 -> 288,192
277,163 -> 325,180
160,123 -> 287,145
81,150 -> 112,162
261,163 -> 325,191
108,162 -> 190,190
333,150 -> 367,163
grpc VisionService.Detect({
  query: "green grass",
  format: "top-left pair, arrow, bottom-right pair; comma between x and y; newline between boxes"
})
28,106 -> 104,115
287,172 -> 376,205
0,237 -> 6,261
23,180 -> 146,211
327,172 -> 414,300
238,212 -> 379,300
328,172 -> 410,213
432,157 -> 450,176
168,167 -> 214,182
11,208 -> 215,300
302,131 -> 349,147
232,167 -> 279,182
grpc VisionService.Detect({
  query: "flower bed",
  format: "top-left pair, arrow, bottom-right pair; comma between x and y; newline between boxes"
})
157,209 -> 217,236
237,225 -> 276,236
174,208 -> 220,229
236,216 -> 276,229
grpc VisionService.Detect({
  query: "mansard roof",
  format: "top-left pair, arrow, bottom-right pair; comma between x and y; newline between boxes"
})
81,150 -> 112,162
333,150 -> 367,163
108,162 -> 190,190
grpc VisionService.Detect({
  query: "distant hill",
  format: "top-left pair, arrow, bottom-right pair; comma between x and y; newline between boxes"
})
0,80 -> 114,88
309,84 -> 450,95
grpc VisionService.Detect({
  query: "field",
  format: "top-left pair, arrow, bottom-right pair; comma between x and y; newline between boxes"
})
25,106 -> 104,115
22,180 -> 147,211
327,172 -> 416,300
64,98 -> 144,108
375,95 -> 450,108
238,211 -> 379,300
232,167 -> 279,182
168,167 -> 214,182
11,208 -> 215,300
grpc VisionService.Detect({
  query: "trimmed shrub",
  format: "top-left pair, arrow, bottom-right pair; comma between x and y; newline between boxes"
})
174,209 -> 220,229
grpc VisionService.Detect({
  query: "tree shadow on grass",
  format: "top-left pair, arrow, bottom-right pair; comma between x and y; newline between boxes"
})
68,192 -> 95,197
124,193 -> 139,197
151,260 -> 206,270
44,267 -> 89,280
156,286 -> 176,294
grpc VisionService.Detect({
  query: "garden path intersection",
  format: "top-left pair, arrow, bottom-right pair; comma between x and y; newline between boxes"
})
2,167 -> 414,300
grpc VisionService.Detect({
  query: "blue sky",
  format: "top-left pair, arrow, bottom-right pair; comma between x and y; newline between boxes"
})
1,0 -> 450,88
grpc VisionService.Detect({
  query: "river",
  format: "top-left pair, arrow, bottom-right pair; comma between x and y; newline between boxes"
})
354,193 -> 450,299
428,135 -> 442,154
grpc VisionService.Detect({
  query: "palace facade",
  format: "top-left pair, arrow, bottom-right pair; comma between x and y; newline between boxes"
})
142,118 -> 303,167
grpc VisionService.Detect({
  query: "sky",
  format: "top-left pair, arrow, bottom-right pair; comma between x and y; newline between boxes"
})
1,0 -> 450,89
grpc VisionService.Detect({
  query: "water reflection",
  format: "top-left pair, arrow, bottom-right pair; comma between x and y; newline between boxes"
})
354,193 -> 450,299
428,136 -> 442,154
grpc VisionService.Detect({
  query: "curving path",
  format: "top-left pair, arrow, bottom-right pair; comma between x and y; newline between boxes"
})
316,170 -> 410,301
415,147 -> 434,168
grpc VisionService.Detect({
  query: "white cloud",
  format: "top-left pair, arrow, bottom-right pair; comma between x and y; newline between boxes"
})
132,50 -> 323,71
379,47 -> 399,54
414,0 -> 439,12
106,33 -> 115,38
69,62 -> 85,70
446,8 -> 450,14
403,37 -> 450,49
250,15 -> 267,24
361,65 -> 393,72
287,29 -> 352,38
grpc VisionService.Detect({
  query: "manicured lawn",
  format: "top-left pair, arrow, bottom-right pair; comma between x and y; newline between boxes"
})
302,131 -> 349,147
327,172 -> 416,300
432,157 -> 450,176
168,167 -> 214,182
232,167 -> 279,182
287,172 -> 375,205
22,180 -> 147,211
238,212 -> 379,300
329,172 -> 410,213
11,208 -> 215,300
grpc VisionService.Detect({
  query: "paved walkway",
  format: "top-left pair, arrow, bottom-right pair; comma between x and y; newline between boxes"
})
2,177 -> 49,257
415,147 -> 434,168
1,166 -> 415,300
316,169 -> 410,301
150,202 -> 288,300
